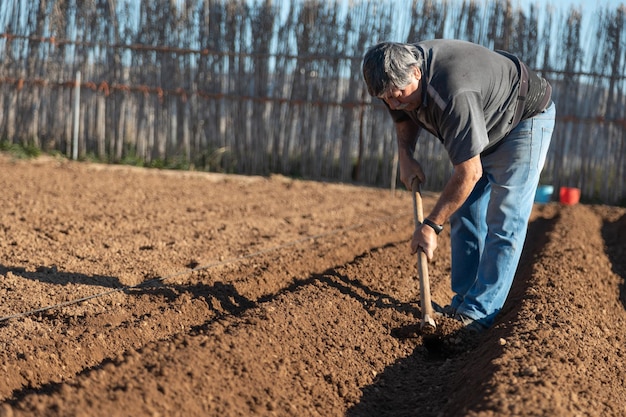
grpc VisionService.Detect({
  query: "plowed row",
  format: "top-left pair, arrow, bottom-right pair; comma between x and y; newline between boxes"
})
0,156 -> 625,416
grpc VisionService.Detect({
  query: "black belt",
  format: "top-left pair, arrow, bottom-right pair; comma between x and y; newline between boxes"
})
511,62 -> 529,127
514,63 -> 553,124
533,80 -> 553,116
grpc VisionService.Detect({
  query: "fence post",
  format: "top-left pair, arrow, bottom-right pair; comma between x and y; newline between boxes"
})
72,70 -> 81,160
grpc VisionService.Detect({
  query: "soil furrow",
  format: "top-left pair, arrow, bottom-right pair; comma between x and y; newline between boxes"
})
446,204 -> 626,416
2,156 -> 626,416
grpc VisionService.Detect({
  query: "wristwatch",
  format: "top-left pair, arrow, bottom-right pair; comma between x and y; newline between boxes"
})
423,218 -> 444,235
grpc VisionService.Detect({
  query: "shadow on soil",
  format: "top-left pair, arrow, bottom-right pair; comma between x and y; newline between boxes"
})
601,212 -> 626,311
3,278 -> 256,403
348,212 -> 560,417
0,265 -> 255,333
0,265 -> 123,288
3,244 -> 417,403
1,211 -> 564,415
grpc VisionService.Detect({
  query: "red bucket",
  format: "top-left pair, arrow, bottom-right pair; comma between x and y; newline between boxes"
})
559,187 -> 580,205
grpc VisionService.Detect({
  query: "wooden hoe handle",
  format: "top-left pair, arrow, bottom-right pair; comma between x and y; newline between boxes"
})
411,180 -> 436,331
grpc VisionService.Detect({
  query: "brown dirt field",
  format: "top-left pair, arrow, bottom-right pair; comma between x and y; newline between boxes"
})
0,155 -> 625,417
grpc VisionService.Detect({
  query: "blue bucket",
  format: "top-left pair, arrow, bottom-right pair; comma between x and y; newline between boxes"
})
535,185 -> 554,203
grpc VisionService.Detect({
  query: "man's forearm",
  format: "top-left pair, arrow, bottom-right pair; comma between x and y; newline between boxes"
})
428,155 -> 483,225
395,120 -> 419,159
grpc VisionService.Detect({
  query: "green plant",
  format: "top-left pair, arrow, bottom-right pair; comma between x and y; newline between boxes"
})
0,140 -> 42,159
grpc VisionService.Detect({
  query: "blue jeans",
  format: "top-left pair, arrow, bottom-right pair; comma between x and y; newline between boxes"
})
449,102 -> 555,327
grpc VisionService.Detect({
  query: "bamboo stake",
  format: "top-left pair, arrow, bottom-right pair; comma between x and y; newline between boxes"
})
72,71 -> 81,160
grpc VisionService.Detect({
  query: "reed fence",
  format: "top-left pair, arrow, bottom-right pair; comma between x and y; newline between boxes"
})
0,0 -> 624,204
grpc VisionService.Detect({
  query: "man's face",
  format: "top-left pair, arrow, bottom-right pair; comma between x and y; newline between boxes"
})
380,66 -> 421,111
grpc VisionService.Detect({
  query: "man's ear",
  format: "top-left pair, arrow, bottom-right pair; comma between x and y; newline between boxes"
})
413,66 -> 422,80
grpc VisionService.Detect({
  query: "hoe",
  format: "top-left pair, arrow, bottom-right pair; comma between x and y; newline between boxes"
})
411,180 -> 437,333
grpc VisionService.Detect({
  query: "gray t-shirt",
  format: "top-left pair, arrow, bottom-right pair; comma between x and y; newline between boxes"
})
387,39 -> 522,165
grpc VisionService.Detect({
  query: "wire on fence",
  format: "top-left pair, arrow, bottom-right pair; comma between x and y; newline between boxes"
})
3,32 -> 625,81
0,75 -> 374,109
2,75 -> 624,127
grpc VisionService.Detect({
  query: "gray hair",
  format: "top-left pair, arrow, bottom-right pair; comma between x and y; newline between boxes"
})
362,42 -> 423,97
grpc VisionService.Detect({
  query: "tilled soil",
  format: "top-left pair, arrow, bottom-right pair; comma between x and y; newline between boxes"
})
0,155 -> 625,417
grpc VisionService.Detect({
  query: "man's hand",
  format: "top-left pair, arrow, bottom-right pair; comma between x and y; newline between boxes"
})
409,154 -> 482,261
411,222 -> 438,260
400,158 -> 426,191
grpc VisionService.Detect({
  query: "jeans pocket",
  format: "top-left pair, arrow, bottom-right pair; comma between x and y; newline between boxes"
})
536,125 -> 554,170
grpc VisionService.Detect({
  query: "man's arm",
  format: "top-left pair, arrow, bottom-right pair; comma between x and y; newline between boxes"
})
427,155 -> 482,226
395,116 -> 483,259
395,119 -> 425,189
410,154 -> 482,259
395,116 -> 482,212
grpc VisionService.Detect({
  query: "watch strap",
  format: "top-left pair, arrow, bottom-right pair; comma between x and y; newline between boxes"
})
423,218 -> 444,235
